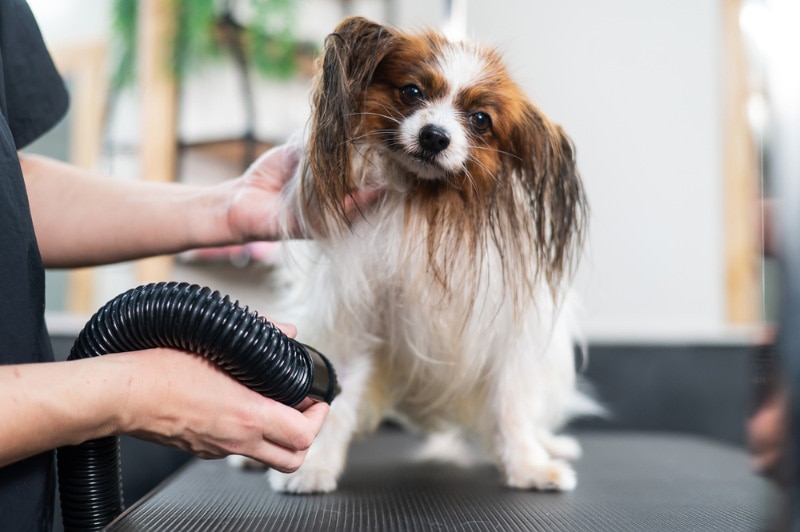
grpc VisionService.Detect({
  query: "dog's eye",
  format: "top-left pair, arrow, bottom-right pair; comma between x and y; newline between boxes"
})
400,84 -> 424,105
469,112 -> 492,133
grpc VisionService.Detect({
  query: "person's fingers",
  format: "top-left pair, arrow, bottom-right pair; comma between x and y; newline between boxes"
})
237,400 -> 329,472
751,447 -> 781,474
248,440 -> 308,473
343,188 -> 382,221
270,319 -> 297,339
293,397 -> 318,412
247,143 -> 301,182
301,401 -> 330,431
747,388 -> 788,477
259,399 -> 329,450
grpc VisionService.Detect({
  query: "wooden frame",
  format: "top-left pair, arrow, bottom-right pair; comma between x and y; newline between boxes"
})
50,0 -> 181,310
51,43 -> 109,314
722,0 -> 763,324
136,0 -> 179,284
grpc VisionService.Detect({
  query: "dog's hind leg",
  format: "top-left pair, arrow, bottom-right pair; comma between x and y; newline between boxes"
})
488,331 -> 579,491
491,404 -> 578,491
537,430 -> 582,461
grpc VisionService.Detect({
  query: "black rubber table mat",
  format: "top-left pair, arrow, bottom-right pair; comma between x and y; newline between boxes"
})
107,430 -> 777,531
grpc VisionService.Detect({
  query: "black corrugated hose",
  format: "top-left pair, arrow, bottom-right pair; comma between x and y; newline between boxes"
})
56,282 -> 339,531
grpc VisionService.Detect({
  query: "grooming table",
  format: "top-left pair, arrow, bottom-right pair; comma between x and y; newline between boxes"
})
107,429 -> 776,531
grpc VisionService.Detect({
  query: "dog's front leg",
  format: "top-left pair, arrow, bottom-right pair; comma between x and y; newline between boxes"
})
269,355 -> 372,493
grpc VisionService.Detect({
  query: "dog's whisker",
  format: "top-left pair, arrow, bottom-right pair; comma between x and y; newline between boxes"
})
462,167 -> 480,195
465,153 -> 501,185
338,130 -> 398,150
470,144 -> 523,163
345,130 -> 396,144
377,102 -> 404,119
350,111 -> 403,126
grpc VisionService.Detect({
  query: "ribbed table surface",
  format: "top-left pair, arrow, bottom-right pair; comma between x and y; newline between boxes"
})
108,430 -> 777,531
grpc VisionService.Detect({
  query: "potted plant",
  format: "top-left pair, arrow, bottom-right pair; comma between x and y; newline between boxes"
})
111,0 -> 312,168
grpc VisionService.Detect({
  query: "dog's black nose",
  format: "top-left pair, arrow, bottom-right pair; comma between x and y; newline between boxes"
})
419,125 -> 451,154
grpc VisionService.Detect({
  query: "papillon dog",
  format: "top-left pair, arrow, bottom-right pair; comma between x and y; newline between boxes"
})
266,16 -> 590,493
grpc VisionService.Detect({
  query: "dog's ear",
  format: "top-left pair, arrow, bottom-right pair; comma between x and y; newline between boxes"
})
305,17 -> 396,231
511,104 -> 588,290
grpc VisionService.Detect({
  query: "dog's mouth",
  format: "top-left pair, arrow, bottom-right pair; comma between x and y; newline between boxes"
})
382,137 -> 451,181
411,150 -> 441,166
392,149 -> 449,180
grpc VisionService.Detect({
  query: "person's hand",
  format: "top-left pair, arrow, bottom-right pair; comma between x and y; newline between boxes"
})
224,143 -> 382,242
747,386 -> 789,482
119,342 -> 327,472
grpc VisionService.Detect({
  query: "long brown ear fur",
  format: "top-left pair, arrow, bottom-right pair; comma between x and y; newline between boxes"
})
304,17 -> 396,232
512,104 -> 588,291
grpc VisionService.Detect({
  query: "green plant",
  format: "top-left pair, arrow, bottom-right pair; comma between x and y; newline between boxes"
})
111,0 -> 302,89
111,0 -> 310,168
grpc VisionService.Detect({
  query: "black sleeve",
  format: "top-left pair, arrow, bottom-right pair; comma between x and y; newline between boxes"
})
0,0 -> 69,149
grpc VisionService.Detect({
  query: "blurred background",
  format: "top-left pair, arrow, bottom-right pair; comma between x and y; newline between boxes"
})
30,0 -> 773,341
27,0 -> 796,518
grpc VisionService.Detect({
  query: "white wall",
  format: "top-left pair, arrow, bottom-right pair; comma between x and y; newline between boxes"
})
466,0 -> 735,342
33,0 -> 745,342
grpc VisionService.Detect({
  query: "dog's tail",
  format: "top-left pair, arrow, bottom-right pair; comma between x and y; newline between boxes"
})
567,378 -> 608,421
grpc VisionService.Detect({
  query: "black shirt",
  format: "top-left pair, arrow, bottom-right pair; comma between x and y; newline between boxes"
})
0,0 -> 69,530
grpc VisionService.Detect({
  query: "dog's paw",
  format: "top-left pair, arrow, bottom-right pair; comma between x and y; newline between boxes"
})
504,459 -> 577,492
227,455 -> 266,470
269,468 -> 338,494
541,434 -> 582,462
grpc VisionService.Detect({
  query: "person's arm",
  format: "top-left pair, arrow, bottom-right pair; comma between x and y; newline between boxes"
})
20,145 -> 296,268
8,144 -> 371,468
22,144 -> 379,268
0,347 -> 328,469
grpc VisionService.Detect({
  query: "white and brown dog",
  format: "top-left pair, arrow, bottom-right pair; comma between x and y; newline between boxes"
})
264,16 -> 591,493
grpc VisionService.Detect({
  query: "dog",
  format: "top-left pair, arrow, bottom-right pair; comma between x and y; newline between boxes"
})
264,16 -> 590,493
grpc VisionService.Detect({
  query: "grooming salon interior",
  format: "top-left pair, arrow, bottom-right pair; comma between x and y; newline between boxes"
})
15,0 -> 800,529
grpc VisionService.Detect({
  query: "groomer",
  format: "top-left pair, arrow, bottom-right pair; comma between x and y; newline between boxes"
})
0,1 -> 366,529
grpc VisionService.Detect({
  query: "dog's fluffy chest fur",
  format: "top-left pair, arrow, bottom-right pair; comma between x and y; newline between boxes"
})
289,191 -> 575,433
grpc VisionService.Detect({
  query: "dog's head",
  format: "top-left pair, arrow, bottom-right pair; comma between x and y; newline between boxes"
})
305,17 -> 587,292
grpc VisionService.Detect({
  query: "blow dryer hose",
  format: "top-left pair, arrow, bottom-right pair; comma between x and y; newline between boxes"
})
56,281 -> 338,531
